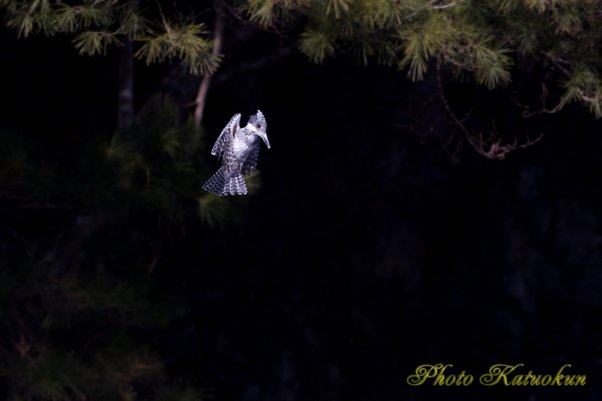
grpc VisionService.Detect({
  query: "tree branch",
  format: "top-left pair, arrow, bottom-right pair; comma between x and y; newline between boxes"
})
194,1 -> 224,128
436,58 -> 543,160
432,2 -> 456,10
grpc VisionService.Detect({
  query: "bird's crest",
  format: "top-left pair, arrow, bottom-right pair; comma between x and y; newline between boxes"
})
249,110 -> 267,132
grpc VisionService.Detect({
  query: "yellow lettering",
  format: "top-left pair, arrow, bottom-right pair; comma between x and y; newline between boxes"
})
407,364 -> 450,386
433,364 -> 452,386
527,371 -> 541,386
480,363 -> 523,386
511,375 -> 523,385
407,363 -> 586,387
551,364 -> 569,385
458,371 -> 474,386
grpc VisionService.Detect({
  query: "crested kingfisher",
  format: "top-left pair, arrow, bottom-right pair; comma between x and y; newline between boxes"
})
203,110 -> 271,196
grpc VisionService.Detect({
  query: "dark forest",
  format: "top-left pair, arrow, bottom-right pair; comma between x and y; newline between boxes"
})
1,1 -> 602,401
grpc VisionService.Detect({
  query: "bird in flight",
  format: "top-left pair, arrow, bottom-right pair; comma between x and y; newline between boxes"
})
203,110 -> 271,196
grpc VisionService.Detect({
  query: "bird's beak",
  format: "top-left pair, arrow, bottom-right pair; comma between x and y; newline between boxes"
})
257,131 -> 271,149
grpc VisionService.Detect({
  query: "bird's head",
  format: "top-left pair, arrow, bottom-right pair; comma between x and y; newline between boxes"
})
248,110 -> 270,149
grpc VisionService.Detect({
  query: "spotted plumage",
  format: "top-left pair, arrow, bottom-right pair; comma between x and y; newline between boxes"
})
203,110 -> 270,196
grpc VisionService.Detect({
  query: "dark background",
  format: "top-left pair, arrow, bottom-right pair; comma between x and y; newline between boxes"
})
2,22 -> 602,401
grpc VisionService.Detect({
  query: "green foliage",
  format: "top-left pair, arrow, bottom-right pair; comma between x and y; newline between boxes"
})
17,350 -> 89,401
135,22 -> 219,75
299,30 -> 335,63
562,66 -> 602,118
4,0 -> 602,116
3,0 -> 602,116
0,3 -> 261,398
0,96 -> 264,225
95,96 -> 262,225
198,170 -> 261,227
0,249 -> 190,400
0,0 -> 219,75
471,42 -> 513,89
325,0 -> 351,19
198,193 -> 232,228
242,0 -> 304,28
74,30 -> 123,56
399,12 -> 457,80
244,0 -> 279,27
0,98 -> 248,400
242,0 -> 602,117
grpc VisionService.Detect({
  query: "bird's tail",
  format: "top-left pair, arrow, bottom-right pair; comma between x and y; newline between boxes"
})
203,167 -> 248,196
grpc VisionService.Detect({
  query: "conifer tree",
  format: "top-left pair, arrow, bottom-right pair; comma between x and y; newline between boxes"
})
241,0 -> 602,117
0,0 -> 219,75
3,0 -> 602,157
0,97 -> 257,400
238,0 -> 602,156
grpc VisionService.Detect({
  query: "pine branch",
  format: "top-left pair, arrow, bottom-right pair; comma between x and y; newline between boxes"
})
135,22 -> 218,75
73,31 -> 122,55
300,29 -> 335,63
436,58 -> 543,159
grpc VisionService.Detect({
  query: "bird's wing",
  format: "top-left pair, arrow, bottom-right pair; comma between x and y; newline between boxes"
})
222,137 -> 239,172
211,113 -> 241,158
242,142 -> 261,175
